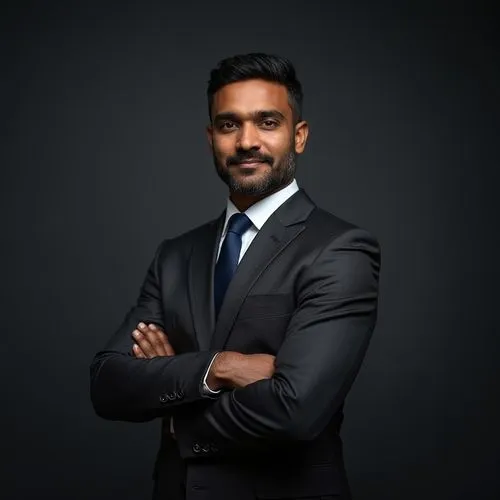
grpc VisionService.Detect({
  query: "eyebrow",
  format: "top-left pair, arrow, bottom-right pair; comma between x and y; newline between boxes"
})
213,110 -> 286,123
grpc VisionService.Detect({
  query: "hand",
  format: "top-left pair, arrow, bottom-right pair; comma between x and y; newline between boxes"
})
132,322 -> 175,358
207,352 -> 276,390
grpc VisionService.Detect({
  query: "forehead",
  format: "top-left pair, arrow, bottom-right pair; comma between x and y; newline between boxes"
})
212,79 -> 291,117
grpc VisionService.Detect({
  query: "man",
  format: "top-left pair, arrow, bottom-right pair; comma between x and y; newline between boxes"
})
90,53 -> 381,500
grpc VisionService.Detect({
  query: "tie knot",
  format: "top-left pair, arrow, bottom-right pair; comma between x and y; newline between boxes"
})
226,213 -> 252,236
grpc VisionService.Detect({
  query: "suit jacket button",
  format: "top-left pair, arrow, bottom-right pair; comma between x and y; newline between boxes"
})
159,394 -> 168,403
177,390 -> 185,400
201,444 -> 210,453
167,393 -> 176,401
192,443 -> 201,454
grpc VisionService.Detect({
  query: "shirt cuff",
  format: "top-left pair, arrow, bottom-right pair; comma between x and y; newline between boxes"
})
202,352 -> 222,395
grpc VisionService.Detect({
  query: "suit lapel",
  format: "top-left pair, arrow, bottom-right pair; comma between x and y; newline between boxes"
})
188,212 -> 225,351
210,189 -> 316,350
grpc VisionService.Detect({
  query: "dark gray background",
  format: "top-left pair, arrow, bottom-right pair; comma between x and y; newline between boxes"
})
1,1 -> 498,499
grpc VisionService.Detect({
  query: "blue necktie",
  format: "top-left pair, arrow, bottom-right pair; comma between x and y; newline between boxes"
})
214,213 -> 253,317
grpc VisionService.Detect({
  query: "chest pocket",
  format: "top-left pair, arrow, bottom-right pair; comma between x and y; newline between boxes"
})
237,293 -> 294,320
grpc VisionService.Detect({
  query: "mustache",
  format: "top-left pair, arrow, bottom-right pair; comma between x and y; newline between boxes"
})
226,152 -> 273,167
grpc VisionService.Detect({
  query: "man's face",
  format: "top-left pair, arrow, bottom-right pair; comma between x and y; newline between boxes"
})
207,79 -> 308,197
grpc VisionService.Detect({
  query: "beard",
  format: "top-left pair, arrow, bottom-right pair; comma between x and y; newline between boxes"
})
212,144 -> 297,197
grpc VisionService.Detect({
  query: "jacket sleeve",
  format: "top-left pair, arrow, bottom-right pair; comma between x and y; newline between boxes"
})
89,240 -> 219,422
174,228 -> 381,458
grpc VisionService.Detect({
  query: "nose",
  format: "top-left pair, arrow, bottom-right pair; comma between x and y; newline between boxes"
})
236,122 -> 261,151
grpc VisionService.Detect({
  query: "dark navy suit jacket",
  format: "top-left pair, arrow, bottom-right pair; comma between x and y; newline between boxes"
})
90,189 -> 381,500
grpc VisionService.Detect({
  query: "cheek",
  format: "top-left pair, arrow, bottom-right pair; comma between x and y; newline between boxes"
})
265,132 -> 293,156
212,141 -> 234,163
212,136 -> 233,157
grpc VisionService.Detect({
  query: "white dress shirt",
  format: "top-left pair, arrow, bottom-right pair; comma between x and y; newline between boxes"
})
170,179 -> 300,434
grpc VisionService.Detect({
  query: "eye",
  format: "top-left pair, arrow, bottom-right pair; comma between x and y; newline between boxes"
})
261,119 -> 279,129
220,121 -> 237,131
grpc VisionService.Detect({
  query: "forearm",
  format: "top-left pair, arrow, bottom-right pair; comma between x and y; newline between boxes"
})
175,316 -> 376,458
90,349 -> 219,422
175,377 -> 308,459
175,373 -> 299,452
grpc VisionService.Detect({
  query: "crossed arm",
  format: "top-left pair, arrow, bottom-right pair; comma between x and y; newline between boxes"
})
131,322 -> 275,390
90,228 -> 380,455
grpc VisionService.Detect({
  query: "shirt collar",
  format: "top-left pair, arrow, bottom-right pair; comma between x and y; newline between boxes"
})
222,178 -> 300,235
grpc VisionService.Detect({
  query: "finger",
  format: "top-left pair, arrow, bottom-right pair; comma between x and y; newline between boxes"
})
132,343 -> 146,359
149,324 -> 175,356
133,326 -> 156,358
137,322 -> 171,357
145,323 -> 169,356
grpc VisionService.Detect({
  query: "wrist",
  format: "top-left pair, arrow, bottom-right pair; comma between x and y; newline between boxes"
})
209,351 -> 243,389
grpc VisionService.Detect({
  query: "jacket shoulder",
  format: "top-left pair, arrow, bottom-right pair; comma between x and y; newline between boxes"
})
310,206 -> 371,235
305,206 -> 381,255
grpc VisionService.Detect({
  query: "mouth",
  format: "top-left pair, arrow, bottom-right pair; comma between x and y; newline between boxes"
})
235,160 -> 266,166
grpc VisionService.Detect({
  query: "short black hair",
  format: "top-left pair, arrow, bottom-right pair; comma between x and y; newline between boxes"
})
207,53 -> 303,123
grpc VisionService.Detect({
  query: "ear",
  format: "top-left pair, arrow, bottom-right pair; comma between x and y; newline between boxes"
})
294,120 -> 309,154
206,124 -> 213,148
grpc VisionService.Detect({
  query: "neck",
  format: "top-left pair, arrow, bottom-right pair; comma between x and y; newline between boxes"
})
229,193 -> 266,212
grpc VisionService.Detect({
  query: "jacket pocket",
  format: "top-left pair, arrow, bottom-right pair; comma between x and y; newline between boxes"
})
238,293 -> 294,320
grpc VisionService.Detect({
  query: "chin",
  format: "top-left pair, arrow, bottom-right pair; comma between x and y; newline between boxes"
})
229,172 -> 280,196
